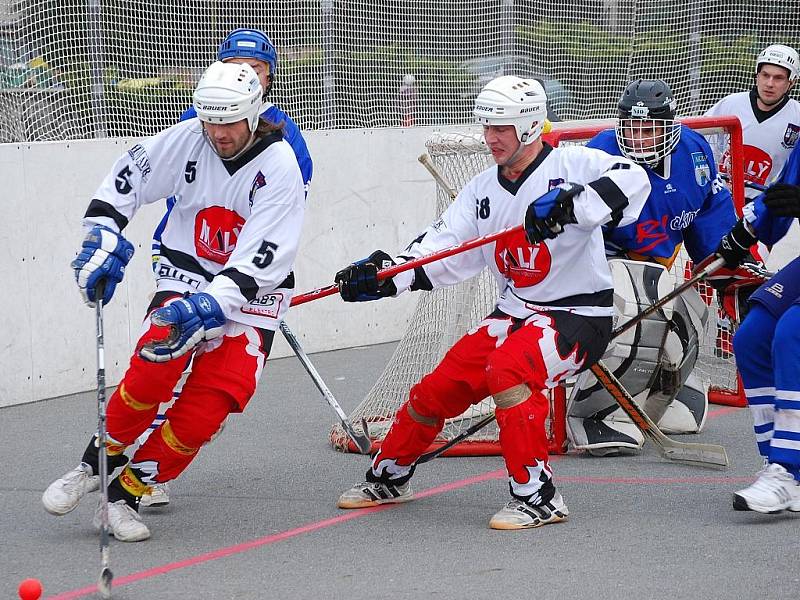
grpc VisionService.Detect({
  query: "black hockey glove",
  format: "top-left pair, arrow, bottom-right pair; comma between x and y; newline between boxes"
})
762,183 -> 800,217
715,218 -> 758,268
524,183 -> 583,244
335,250 -> 398,302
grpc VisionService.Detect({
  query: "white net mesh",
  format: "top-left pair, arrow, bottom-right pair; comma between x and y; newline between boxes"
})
330,118 -> 743,453
1,0 -> 798,141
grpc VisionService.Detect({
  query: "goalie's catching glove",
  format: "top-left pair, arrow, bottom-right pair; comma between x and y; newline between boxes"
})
335,250 -> 398,302
524,183 -> 583,244
140,293 -> 225,363
762,183 -> 800,217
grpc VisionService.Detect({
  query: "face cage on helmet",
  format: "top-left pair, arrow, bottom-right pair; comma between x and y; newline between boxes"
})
615,119 -> 681,167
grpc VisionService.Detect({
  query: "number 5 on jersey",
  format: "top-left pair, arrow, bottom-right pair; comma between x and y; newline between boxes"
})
253,240 -> 278,268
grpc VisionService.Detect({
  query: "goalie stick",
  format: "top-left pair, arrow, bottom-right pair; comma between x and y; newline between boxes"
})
279,321 -> 372,454
412,151 -> 729,466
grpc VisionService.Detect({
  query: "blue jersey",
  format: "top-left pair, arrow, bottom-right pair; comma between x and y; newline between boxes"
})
744,142 -> 800,246
152,103 -> 313,265
587,126 -> 737,265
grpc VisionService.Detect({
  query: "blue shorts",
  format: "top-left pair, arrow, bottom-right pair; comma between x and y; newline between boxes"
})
750,256 -> 800,319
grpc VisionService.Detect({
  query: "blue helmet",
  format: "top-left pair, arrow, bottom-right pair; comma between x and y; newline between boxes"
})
218,28 -> 278,77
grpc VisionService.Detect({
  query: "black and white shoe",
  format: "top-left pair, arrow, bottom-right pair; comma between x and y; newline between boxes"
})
489,492 -> 569,530
337,480 -> 413,509
733,463 -> 800,514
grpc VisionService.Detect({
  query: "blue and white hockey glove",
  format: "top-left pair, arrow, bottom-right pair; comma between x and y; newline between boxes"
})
524,183 -> 583,244
71,225 -> 135,306
335,250 -> 398,302
139,293 -> 226,363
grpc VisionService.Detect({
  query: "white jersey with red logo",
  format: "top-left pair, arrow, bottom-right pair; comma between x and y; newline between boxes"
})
394,144 -> 650,318
84,118 -> 305,329
705,91 -> 800,198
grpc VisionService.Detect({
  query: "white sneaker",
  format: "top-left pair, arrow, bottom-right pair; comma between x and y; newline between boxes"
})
337,480 -> 413,509
489,492 -> 569,530
733,463 -> 800,514
42,463 -> 99,515
139,483 -> 170,508
94,499 -> 151,542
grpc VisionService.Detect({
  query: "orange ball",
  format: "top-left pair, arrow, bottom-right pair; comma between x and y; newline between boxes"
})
18,578 -> 43,600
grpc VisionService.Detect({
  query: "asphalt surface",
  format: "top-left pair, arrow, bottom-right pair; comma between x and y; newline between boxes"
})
2,341 -> 799,600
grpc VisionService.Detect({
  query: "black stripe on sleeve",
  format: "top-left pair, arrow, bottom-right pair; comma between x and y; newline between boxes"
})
217,268 -> 260,302
588,177 -> 629,227
85,199 -> 129,231
410,266 -> 433,291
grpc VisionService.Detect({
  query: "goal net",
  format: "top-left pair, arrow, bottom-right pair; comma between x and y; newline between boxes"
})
330,115 -> 746,455
2,1 -> 798,142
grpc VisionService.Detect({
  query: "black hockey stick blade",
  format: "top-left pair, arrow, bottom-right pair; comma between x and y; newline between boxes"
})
98,566 -> 113,598
590,361 -> 729,468
416,413 -> 497,465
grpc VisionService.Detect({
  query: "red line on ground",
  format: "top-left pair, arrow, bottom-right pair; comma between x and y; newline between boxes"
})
46,470 -> 506,599
48,409 -> 748,598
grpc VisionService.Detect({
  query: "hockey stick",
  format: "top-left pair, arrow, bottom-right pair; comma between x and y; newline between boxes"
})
419,153 -> 457,200
291,223 -> 523,306
279,321 -> 372,454
416,413 -> 497,464
611,256 -> 726,339
94,284 -> 113,598
589,360 -> 729,467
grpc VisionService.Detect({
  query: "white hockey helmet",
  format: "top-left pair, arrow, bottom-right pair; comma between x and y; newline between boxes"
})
756,44 -> 799,82
193,61 -> 264,133
473,75 -> 548,145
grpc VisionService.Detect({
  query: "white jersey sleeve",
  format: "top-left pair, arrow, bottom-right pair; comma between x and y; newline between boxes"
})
83,123 -> 188,232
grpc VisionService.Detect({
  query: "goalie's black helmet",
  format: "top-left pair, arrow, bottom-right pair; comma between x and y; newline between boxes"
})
615,79 -> 680,166
618,79 -> 677,120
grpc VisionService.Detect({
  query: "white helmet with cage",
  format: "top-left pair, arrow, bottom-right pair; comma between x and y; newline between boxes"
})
473,75 -> 548,145
193,61 -> 264,133
756,44 -> 799,82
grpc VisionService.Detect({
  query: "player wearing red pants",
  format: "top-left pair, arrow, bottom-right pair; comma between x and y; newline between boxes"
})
41,61 -> 305,542
334,75 -> 650,530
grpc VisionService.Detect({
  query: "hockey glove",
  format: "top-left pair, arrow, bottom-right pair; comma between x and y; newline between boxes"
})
71,224 -> 135,307
762,183 -> 800,217
524,183 -> 583,245
335,250 -> 398,302
714,218 -> 758,268
139,293 -> 226,363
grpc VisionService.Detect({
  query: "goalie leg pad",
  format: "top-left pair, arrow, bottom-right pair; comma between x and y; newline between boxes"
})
568,260 -> 675,452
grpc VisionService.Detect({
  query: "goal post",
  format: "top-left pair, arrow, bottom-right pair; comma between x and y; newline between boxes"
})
330,115 -> 748,456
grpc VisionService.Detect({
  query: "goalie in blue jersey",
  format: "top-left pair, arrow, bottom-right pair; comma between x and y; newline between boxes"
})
566,79 -> 766,455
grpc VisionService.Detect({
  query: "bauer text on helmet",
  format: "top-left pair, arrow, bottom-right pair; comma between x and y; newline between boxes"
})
615,79 -> 681,167
193,61 -> 263,132
756,44 -> 799,82
473,76 -> 548,145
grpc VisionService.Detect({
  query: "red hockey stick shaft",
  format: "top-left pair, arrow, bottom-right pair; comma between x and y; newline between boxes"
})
291,224 -> 523,307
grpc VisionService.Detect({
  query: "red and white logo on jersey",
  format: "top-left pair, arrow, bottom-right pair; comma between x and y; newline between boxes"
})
494,228 -> 552,288
194,206 -> 245,264
721,145 -> 772,186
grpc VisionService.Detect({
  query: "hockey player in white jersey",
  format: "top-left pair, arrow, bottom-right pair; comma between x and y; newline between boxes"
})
42,61 -> 305,541
567,79 -> 744,455
333,76 -> 650,530
705,44 -> 800,199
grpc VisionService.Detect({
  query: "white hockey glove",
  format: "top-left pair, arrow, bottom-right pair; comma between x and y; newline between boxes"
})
71,225 -> 135,306
139,293 -> 226,363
